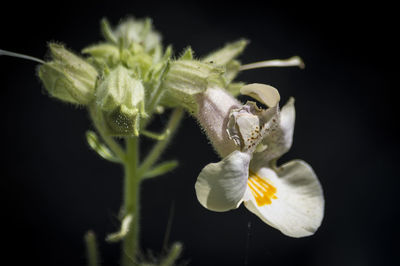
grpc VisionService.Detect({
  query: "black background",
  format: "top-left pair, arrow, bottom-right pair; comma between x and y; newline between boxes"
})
1,1 -> 398,266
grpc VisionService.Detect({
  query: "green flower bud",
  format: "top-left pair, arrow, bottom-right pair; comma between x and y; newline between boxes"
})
100,17 -> 162,54
114,18 -> 162,53
159,41 -> 248,113
120,45 -> 153,75
38,43 -> 98,105
96,65 -> 146,136
82,43 -> 120,68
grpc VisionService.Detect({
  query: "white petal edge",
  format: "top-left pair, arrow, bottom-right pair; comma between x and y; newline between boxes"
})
195,151 -> 251,212
244,160 -> 324,237
280,97 -> 295,151
250,98 -> 295,168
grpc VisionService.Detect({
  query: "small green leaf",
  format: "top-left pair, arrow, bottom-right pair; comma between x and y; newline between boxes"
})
86,131 -> 121,163
202,39 -> 248,66
143,160 -> 179,179
100,18 -> 118,44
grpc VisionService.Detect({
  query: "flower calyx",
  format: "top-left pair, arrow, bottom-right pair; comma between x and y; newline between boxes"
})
160,58 -> 225,113
95,65 -> 147,136
159,40 -> 249,114
38,43 -> 98,105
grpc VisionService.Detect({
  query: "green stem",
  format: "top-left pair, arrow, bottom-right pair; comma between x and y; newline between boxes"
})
138,108 -> 184,176
121,136 -> 140,266
160,242 -> 182,266
120,109 -> 183,265
146,61 -> 170,117
84,231 -> 100,266
147,82 -> 166,117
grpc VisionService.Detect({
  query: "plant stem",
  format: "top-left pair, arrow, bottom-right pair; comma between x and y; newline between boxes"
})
138,108 -> 184,176
84,231 -> 100,266
160,242 -> 183,266
121,136 -> 140,266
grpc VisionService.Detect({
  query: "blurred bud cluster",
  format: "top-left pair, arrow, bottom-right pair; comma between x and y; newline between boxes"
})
38,17 -> 248,137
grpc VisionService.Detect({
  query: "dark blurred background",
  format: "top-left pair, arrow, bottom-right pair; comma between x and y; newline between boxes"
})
1,1 -> 398,266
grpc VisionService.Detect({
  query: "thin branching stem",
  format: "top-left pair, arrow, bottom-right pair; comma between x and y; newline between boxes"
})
84,231 -> 100,266
138,108 -> 184,176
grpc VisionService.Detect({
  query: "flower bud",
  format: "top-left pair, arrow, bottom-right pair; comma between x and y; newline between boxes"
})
114,18 -> 162,52
159,40 -> 248,113
95,65 -> 146,136
82,43 -> 120,68
38,43 -> 98,105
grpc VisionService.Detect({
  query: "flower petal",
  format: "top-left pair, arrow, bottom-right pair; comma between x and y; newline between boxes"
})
195,151 -> 251,212
244,160 -> 324,237
195,87 -> 241,157
279,97 -> 295,150
252,98 -> 295,166
240,83 -> 281,107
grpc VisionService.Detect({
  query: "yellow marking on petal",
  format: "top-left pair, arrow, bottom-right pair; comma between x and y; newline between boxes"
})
248,171 -> 277,206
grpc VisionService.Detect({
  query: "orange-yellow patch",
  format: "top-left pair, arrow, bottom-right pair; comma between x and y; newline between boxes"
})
248,171 -> 277,206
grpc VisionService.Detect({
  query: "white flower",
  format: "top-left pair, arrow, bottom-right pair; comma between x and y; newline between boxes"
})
194,84 -> 324,238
